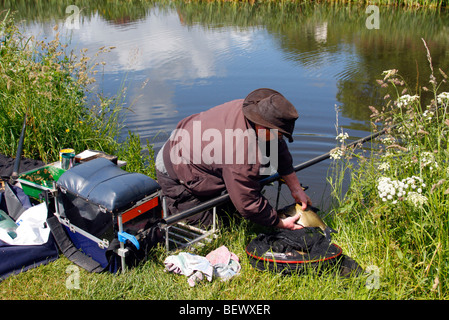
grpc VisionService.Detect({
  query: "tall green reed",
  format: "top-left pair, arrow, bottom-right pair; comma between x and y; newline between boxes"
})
181,0 -> 447,9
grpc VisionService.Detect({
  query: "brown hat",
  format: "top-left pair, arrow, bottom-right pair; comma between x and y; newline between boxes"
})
242,88 -> 299,142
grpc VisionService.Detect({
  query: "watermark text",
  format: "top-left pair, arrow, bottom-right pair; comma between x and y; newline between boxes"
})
169,121 -> 279,175
65,5 -> 80,30
366,5 -> 380,30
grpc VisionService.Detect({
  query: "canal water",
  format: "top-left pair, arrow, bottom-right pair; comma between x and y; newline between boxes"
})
3,1 -> 449,209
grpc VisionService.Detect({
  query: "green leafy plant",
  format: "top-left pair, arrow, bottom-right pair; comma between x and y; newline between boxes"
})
328,40 -> 448,298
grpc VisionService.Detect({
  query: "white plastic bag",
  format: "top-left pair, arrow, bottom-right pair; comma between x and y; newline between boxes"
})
0,203 -> 50,246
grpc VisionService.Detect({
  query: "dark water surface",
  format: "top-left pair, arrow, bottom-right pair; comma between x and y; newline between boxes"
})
2,1 -> 449,208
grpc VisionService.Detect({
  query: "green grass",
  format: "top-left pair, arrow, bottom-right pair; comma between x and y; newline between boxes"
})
0,220 -> 376,300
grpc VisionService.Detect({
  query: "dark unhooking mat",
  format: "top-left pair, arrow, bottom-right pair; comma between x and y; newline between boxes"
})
0,154 -> 45,178
246,228 -> 363,277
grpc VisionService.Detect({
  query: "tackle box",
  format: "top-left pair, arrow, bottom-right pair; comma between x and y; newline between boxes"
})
17,164 -> 65,199
55,158 -> 162,272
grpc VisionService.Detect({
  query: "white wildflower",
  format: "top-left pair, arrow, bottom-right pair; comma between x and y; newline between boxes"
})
378,162 -> 390,171
406,192 -> 428,207
381,136 -> 396,145
330,147 -> 344,160
336,132 -> 349,143
420,151 -> 438,169
396,94 -> 419,108
377,175 -> 426,205
377,177 -> 397,203
437,92 -> 449,106
422,109 -> 434,121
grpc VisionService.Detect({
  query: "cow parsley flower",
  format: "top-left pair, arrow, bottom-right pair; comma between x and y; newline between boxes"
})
378,162 -> 390,171
330,147 -> 344,160
381,136 -> 396,145
377,175 -> 426,206
336,132 -> 349,143
396,94 -> 419,108
437,92 -> 449,105
406,192 -> 428,207
420,152 -> 438,170
422,109 -> 434,122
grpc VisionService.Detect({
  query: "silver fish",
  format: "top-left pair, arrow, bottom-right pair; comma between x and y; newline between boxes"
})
279,203 -> 337,242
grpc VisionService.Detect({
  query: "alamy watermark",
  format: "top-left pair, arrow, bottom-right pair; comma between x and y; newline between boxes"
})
65,265 -> 80,289
168,121 -> 279,175
366,5 -> 380,30
365,265 -> 380,290
65,5 -> 80,30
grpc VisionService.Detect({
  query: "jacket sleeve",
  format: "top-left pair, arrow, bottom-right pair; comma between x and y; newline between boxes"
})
277,138 -> 294,176
221,165 -> 280,227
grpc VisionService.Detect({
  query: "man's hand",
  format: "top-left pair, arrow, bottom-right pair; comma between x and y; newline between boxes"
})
291,188 -> 312,210
276,212 -> 304,230
281,172 -> 312,210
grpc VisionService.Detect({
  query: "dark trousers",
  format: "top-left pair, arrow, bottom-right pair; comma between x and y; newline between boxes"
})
156,170 -> 236,228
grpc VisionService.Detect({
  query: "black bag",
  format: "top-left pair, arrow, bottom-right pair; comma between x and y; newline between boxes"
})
246,228 -> 363,277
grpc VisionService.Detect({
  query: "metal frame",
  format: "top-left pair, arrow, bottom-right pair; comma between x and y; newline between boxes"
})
161,196 -> 218,252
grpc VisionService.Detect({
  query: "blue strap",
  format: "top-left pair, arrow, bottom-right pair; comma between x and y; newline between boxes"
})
117,231 -> 140,250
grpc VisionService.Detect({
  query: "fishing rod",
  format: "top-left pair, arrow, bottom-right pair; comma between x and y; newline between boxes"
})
9,114 -> 27,184
161,126 -> 390,227
261,125 -> 391,186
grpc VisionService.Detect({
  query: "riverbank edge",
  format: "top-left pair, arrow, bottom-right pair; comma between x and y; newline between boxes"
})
190,0 -> 447,9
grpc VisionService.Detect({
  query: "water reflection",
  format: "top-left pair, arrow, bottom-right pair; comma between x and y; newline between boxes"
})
2,0 -> 449,207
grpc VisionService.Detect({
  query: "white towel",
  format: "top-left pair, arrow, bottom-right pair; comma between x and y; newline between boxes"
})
206,245 -> 241,281
164,252 -> 214,287
164,246 -> 241,286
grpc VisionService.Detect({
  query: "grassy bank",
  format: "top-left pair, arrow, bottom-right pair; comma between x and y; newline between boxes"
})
327,40 -> 449,298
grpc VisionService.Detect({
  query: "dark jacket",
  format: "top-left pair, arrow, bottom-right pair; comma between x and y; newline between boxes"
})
162,99 -> 295,227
